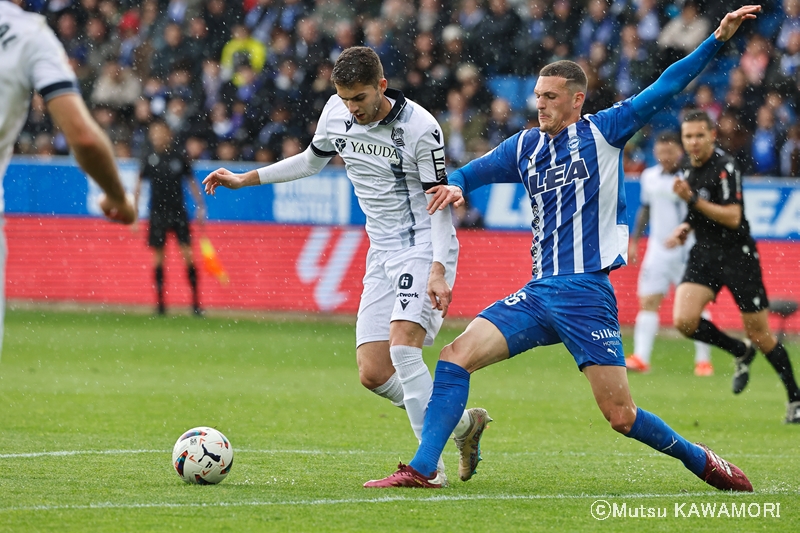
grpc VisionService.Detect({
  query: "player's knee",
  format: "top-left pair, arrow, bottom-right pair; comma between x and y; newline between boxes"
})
606,406 -> 637,434
673,314 -> 699,337
608,408 -> 636,435
358,367 -> 391,390
439,342 -> 471,368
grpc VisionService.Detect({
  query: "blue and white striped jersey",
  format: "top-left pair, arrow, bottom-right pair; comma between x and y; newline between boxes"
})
450,33 -> 728,280
451,99 -> 644,279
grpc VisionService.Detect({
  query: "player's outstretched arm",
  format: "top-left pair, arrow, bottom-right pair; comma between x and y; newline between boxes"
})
632,5 -> 760,124
714,5 -> 762,42
203,168 -> 260,195
47,93 -> 136,224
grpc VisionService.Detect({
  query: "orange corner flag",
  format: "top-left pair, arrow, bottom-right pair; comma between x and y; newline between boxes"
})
200,237 -> 229,284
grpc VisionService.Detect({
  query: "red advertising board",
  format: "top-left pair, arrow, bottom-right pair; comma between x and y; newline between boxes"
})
6,216 -> 800,333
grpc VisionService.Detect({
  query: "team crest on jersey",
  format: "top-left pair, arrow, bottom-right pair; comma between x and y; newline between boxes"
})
391,127 -> 405,147
334,138 -> 347,153
567,137 -> 580,151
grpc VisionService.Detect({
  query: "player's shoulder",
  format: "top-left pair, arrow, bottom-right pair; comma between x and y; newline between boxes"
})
712,147 -> 737,167
0,3 -> 48,36
639,164 -> 662,182
396,95 -> 441,138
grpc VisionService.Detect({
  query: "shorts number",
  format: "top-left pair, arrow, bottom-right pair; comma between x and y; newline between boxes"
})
503,291 -> 527,306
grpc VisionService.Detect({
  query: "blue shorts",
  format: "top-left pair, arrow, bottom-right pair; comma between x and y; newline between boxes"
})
477,272 -> 625,370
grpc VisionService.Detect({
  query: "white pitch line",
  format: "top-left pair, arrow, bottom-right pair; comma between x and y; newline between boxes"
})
1,491 -> 786,514
1,448 -> 793,459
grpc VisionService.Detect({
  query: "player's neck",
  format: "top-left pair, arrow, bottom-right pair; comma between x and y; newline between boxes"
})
373,95 -> 392,124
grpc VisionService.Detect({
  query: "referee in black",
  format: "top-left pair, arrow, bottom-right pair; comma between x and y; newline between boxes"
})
667,110 -> 800,423
135,119 -> 205,316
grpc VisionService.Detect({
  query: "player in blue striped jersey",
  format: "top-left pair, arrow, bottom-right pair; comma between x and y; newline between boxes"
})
365,6 -> 761,491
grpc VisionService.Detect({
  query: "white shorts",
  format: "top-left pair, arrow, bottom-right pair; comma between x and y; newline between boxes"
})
356,238 -> 458,348
637,244 -> 689,297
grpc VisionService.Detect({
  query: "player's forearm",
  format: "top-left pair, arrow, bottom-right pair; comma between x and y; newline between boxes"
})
632,35 -> 724,122
430,206 -> 454,269
71,127 -> 127,202
632,207 -> 649,239
256,146 -> 329,184
692,199 -> 742,229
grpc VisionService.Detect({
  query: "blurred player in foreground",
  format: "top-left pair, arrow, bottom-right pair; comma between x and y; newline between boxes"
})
0,2 -> 135,357
626,133 -> 713,376
669,110 -> 800,423
203,47 -> 489,484
365,6 -> 762,492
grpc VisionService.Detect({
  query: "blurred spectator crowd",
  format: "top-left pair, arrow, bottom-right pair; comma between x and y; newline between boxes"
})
13,0 -> 800,178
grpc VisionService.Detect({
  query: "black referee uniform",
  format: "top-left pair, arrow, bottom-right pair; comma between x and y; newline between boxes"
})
680,147 -> 800,421
681,147 -> 768,313
141,148 -> 194,249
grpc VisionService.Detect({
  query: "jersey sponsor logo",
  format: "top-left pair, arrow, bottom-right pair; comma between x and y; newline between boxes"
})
334,138 -> 346,153
532,158 -> 591,194
347,141 -> 401,160
591,328 -> 621,341
431,129 -> 441,143
431,147 -> 447,182
344,117 -> 355,132
391,127 -> 405,147
398,273 -> 414,289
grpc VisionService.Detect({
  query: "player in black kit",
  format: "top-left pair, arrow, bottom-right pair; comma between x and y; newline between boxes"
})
667,110 -> 800,423
135,120 -> 205,316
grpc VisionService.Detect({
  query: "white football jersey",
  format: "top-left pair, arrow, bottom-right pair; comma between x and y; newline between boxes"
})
311,89 -> 451,250
0,2 -> 79,212
639,163 -> 691,248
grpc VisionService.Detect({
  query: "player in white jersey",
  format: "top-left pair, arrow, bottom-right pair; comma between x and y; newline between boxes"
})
626,133 -> 712,376
203,47 -> 490,484
0,2 -> 135,357
366,6 -> 760,491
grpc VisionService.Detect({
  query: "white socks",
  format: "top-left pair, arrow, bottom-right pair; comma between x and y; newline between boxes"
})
370,372 -> 405,408
633,310 -> 659,364
390,345 -> 433,439
386,345 -> 474,475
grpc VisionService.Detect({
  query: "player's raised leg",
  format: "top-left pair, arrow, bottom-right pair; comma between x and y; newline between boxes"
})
584,365 -> 752,491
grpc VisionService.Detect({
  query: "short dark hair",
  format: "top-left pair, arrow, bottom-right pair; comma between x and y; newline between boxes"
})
655,131 -> 681,145
682,109 -> 714,129
539,60 -> 588,94
331,46 -> 383,88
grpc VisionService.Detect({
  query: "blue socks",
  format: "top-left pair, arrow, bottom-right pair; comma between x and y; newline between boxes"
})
409,361 -> 470,476
626,407 -> 707,476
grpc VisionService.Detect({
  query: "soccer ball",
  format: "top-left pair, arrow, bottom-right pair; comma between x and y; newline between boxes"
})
172,427 -> 234,484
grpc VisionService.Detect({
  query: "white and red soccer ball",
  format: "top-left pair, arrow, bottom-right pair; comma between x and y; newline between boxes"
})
172,427 -> 233,484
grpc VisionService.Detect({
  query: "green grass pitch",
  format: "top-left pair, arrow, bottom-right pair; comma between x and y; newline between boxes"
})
0,308 -> 798,532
